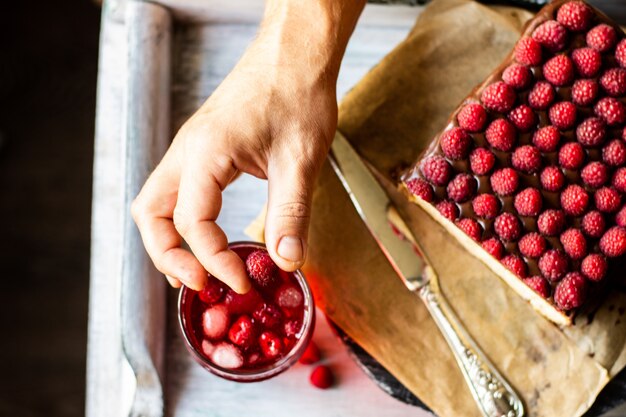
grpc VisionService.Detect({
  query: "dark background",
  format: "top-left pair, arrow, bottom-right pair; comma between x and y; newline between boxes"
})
0,1 -> 624,417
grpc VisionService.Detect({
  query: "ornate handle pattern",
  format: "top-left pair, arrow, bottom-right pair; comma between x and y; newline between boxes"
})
418,282 -> 525,417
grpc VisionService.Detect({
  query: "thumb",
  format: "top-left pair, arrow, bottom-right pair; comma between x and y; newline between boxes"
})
265,158 -> 316,272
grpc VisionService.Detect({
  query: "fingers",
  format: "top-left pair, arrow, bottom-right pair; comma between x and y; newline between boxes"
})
173,154 -> 251,294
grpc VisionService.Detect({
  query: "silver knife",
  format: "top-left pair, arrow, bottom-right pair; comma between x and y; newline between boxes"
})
328,131 -> 524,417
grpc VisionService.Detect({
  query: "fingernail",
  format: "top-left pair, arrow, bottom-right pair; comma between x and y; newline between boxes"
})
277,236 -> 304,263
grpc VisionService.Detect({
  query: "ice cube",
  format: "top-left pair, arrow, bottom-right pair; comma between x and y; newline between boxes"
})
211,343 -> 244,369
202,304 -> 229,340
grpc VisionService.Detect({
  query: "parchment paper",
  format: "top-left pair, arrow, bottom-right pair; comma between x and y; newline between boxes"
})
247,1 -> 626,416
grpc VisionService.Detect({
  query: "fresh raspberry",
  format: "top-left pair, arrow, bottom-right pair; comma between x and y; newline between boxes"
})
515,37 -> 542,66
275,283 -> 304,309
202,305 -> 230,340
523,276 -> 551,298
469,147 -> 495,175
587,24 -> 618,53
595,186 -> 621,213
581,253 -> 608,282
617,39 -> 626,68
557,1 -> 594,31
406,178 -> 434,202
198,277 -> 226,304
528,81 -> 555,110
533,126 -> 561,152
571,47 -> 602,78
447,173 -> 476,203
228,315 -> 256,347
582,210 -> 606,238
259,331 -> 283,358
457,103 -> 487,132
571,79 -> 599,106
224,288 -> 263,315
481,81 -> 516,113
482,237 -> 504,259
485,118 -> 517,151
603,139 -> 626,167
503,64 -> 532,90
540,166 -> 566,191
310,365 -> 334,389
246,250 -> 278,287
436,200 -> 459,221
518,233 -> 547,258
595,97 -> 626,126
533,20 -> 568,52
600,68 -> 626,97
502,254 -> 527,278
613,167 -> 626,193
472,194 -> 499,219
512,145 -> 542,173
284,319 -> 301,337
538,209 -> 567,236
252,303 -> 283,328
491,168 -> 519,196
421,156 -> 452,186
581,161 -> 609,188
617,206 -> 626,227
456,218 -> 482,241
508,105 -> 536,132
210,342 -> 244,370
494,212 -> 521,241
576,117 -> 606,147
561,184 -> 589,216
549,101 -> 577,130
515,187 -> 543,216
600,226 -> 626,257
554,272 -> 587,310
559,142 -> 585,170
543,55 -> 574,86
538,249 -> 569,281
560,228 -> 588,259
299,342 -> 321,365
440,127 -> 472,160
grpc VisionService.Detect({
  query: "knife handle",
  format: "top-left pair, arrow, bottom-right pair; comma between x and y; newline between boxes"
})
418,280 -> 525,417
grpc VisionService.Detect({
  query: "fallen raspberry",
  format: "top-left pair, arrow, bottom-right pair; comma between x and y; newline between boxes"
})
252,303 -> 283,329
613,167 -> 626,193
557,1 -> 593,32
472,194 -> 499,219
228,315 -> 256,347
582,210 -> 606,238
554,272 -> 587,311
560,228 -> 587,259
549,101 -> 577,130
576,117 -> 606,147
491,168 -> 519,196
447,173 -> 476,203
528,81 -> 555,110
223,288 -> 263,315
604,137 -> 626,167
600,68 -> 626,97
571,79 -> 599,106
503,64 -> 532,90
421,156 -> 452,186
502,254 -> 527,278
595,187 -> 621,213
518,233 -> 547,258
508,105 -> 537,132
543,55 -> 574,86
600,226 -> 626,257
259,331 -> 283,358
310,365 -> 334,389
211,342 -> 244,369
538,209 -> 566,236
469,147 -> 495,175
587,24 -> 617,53
246,250 -> 278,287
595,97 -> 626,126
540,166 -> 565,192
436,200 -> 459,221
538,249 -> 569,281
523,276 -> 551,298
512,145 -> 541,173
533,125 -> 561,152
406,178 -> 434,202
514,187 -> 542,216
581,253 -> 608,282
617,206 -> 626,228
617,38 -> 626,68
533,20 -> 568,52
571,47 -> 602,77
561,184 -> 589,216
559,142 -> 585,170
581,161 -> 609,188
456,218 -> 482,242
202,305 -> 230,340
485,118 -> 517,151
284,319 -> 302,337
440,127 -> 472,160
494,212 -> 521,241
276,283 -> 304,309
457,103 -> 487,132
481,81 -> 516,113
198,277 -> 226,304
299,342 -> 321,365
482,237 -> 504,259
515,37 -> 542,66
